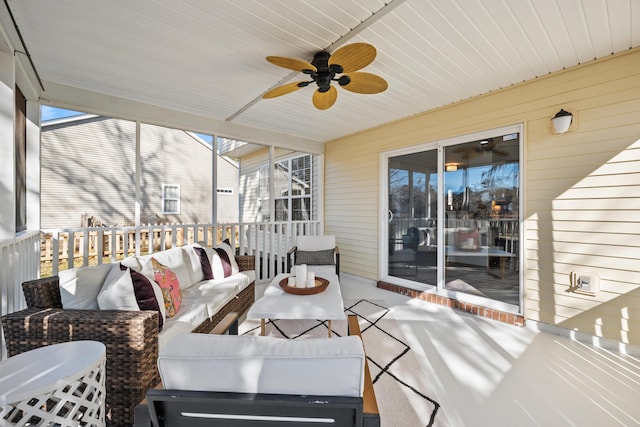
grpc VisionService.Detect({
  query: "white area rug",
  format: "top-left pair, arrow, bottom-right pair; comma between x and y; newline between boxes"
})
240,299 -> 443,427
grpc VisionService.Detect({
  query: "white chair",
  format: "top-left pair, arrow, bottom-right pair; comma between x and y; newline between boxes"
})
287,235 -> 340,276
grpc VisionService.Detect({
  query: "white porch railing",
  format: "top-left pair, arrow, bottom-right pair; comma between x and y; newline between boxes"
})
0,230 -> 41,359
1,222 -> 321,360
40,221 -> 322,281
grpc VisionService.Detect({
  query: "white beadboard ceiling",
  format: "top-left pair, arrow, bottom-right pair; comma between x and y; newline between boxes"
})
5,0 -> 640,150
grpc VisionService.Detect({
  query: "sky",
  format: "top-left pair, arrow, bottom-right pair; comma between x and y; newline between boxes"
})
41,105 -> 213,143
41,105 -> 82,121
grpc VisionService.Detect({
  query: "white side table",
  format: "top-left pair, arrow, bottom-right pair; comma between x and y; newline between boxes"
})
0,341 -> 106,427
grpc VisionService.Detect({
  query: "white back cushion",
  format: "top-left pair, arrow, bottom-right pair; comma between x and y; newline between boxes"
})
59,264 -> 114,309
296,235 -> 336,251
159,334 -> 365,397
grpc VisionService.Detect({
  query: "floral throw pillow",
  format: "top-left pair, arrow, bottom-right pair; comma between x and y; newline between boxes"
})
150,257 -> 182,318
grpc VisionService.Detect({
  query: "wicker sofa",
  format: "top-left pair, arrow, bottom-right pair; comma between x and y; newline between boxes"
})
1,244 -> 255,427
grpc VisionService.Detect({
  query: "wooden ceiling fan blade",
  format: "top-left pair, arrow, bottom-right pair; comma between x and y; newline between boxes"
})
329,43 -> 377,73
340,72 -> 388,94
263,82 -> 307,99
266,56 -> 316,72
312,86 -> 337,110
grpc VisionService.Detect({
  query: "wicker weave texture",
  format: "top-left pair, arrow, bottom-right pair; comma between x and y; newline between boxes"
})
2,307 -> 159,427
1,351 -> 106,426
1,255 -> 256,427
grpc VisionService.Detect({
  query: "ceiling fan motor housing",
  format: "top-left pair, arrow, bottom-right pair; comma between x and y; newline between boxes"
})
311,51 -> 337,92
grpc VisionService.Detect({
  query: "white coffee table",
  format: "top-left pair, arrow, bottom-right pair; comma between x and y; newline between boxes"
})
248,272 -> 346,337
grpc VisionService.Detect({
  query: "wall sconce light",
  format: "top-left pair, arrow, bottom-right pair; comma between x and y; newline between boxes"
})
445,164 -> 458,172
551,109 -> 573,134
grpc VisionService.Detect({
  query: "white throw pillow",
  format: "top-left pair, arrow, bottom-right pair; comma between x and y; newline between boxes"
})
181,243 -> 205,285
97,264 -> 167,327
97,265 -> 139,311
59,264 -> 114,309
120,256 -> 142,272
216,241 -> 239,275
199,243 -> 239,279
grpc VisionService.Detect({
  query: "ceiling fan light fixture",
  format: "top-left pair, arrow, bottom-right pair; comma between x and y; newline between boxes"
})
338,75 -> 351,86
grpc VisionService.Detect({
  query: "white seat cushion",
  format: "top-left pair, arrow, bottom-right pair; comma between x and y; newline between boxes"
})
159,334 -> 365,397
184,280 -> 240,319
157,320 -> 196,351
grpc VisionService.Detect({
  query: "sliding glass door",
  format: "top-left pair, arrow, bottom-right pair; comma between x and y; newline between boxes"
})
385,127 -> 521,311
388,149 -> 438,283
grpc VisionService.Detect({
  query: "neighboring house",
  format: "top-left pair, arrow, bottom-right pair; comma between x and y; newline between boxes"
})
239,146 -> 319,223
41,115 -> 239,229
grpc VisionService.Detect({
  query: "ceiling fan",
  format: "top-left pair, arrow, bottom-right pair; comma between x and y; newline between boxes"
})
262,43 -> 388,110
453,139 -> 510,159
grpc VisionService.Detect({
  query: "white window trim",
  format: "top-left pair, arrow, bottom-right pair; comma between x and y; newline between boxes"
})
274,154 -> 313,222
162,184 -> 181,214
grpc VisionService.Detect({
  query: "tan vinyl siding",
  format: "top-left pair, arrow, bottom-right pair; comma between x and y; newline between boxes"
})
325,48 -> 640,345
41,117 -> 136,228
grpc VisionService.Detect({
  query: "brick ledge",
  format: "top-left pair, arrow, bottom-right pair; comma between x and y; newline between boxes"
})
377,281 -> 525,327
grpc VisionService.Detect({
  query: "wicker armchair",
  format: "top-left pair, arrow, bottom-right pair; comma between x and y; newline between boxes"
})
1,255 -> 255,427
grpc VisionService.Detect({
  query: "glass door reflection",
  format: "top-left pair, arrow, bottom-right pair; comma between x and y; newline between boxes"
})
387,149 -> 438,284
443,134 -> 520,304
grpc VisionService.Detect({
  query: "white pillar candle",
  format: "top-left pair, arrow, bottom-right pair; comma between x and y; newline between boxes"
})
307,271 -> 316,288
287,276 -> 296,287
296,264 -> 307,289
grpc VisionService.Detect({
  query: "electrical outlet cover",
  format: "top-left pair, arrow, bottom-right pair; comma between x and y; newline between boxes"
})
573,271 -> 599,296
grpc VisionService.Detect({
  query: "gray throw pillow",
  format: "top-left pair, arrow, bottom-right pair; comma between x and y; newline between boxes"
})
296,249 -> 335,265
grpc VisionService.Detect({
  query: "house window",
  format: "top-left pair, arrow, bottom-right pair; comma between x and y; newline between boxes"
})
162,184 -> 180,214
274,154 -> 312,221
